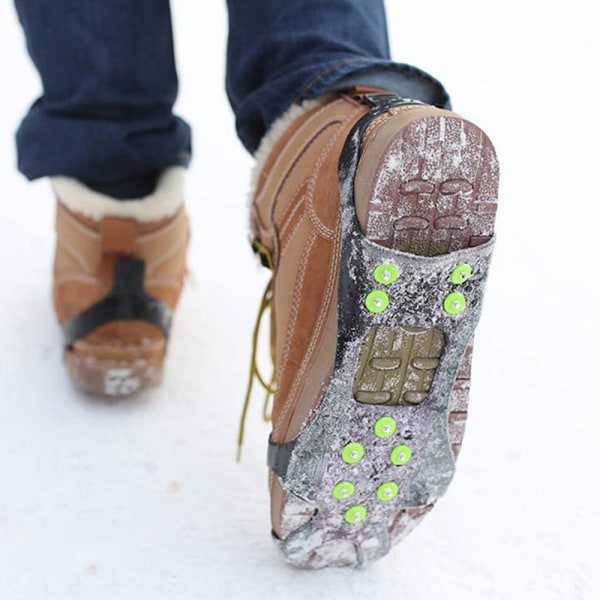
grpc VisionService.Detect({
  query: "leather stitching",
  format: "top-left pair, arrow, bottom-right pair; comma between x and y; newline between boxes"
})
273,232 -> 317,436
256,99 -> 345,210
304,108 -> 363,240
279,180 -> 307,238
280,209 -> 307,259
273,223 -> 341,439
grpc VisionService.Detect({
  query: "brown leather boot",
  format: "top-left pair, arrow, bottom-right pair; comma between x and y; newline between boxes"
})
247,91 -> 499,568
52,167 -> 189,396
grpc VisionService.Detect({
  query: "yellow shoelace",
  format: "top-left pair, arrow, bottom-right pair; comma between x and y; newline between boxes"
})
237,241 -> 277,461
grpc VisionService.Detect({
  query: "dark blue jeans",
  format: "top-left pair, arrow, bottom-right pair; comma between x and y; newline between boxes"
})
14,0 -> 449,190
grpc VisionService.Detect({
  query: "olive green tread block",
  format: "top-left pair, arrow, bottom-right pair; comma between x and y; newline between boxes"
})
353,326 -> 445,407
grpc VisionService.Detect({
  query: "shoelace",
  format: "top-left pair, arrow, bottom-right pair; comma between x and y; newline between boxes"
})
237,240 -> 277,461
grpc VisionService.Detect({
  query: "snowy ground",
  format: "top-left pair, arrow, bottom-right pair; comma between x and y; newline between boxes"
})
0,2 -> 598,599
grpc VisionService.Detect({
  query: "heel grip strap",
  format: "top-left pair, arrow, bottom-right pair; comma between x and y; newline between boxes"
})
61,258 -> 172,349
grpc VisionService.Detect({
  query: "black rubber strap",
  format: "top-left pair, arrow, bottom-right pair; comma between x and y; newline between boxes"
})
62,258 -> 173,350
361,93 -> 424,109
267,436 -> 297,481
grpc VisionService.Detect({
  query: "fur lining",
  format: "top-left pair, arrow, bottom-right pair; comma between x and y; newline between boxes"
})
52,166 -> 185,222
250,98 -> 326,199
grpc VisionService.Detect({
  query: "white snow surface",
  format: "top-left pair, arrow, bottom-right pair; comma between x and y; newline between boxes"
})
0,1 -> 598,599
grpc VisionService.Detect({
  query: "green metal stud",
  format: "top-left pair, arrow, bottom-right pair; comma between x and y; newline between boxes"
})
341,442 -> 364,464
443,291 -> 466,315
332,481 -> 355,500
390,444 -> 412,466
365,290 -> 389,313
450,263 -> 473,284
374,416 -> 397,439
344,505 -> 367,524
374,264 -> 399,285
377,481 -> 399,502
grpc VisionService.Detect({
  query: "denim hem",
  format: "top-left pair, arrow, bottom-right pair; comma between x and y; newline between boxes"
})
299,60 -> 451,109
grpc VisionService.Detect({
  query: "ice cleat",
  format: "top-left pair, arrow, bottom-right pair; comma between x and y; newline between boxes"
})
244,90 -> 499,568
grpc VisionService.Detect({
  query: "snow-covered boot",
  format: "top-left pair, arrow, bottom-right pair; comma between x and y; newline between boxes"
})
244,89 -> 499,568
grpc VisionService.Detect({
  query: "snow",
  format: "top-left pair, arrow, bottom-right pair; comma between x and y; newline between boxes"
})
0,1 -> 598,598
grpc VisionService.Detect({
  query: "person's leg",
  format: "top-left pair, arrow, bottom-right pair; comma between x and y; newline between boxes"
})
225,0 -> 450,153
14,0 -> 191,198
14,1 -> 191,396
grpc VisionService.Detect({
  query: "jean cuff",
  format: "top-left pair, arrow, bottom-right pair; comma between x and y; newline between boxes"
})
299,60 -> 451,110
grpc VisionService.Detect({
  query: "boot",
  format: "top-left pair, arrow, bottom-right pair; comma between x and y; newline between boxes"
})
246,90 -> 499,568
52,167 -> 189,396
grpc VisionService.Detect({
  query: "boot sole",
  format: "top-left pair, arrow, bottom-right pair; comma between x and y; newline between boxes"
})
65,336 -> 165,397
273,107 -> 499,568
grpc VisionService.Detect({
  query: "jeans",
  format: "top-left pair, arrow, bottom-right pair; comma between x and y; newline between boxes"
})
14,0 -> 450,189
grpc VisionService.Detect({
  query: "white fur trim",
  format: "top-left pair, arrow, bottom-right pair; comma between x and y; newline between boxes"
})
52,166 -> 185,222
250,98 -> 327,199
